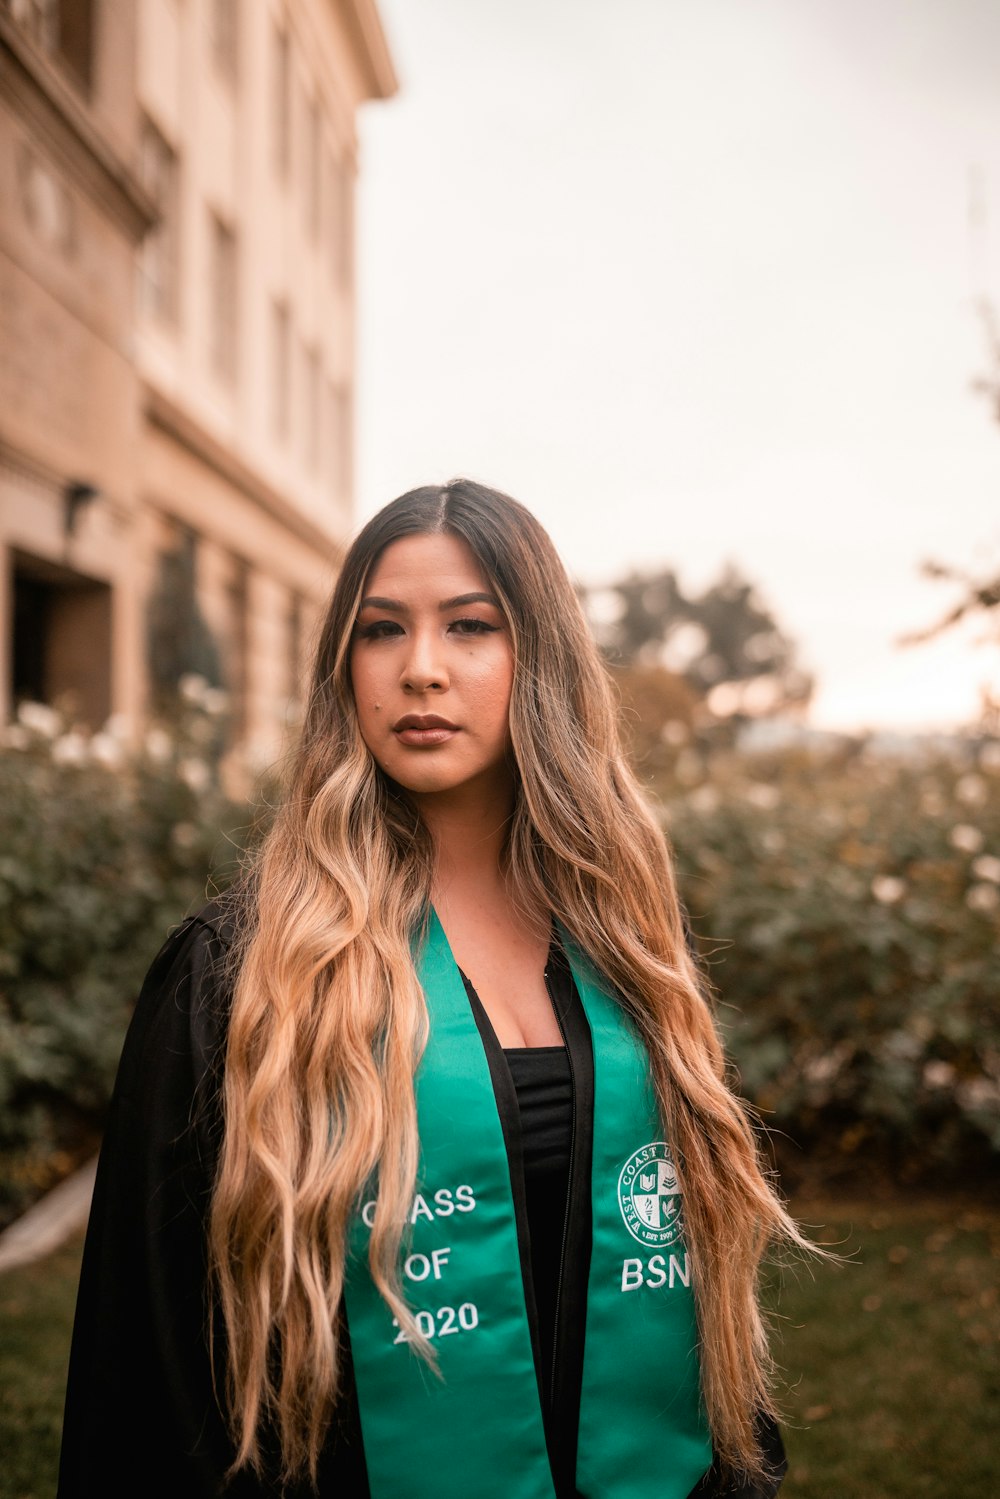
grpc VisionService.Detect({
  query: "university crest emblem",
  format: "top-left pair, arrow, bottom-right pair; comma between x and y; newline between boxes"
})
617,1142 -> 684,1248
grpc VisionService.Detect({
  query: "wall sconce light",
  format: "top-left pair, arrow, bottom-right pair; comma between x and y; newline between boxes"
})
63,479 -> 100,537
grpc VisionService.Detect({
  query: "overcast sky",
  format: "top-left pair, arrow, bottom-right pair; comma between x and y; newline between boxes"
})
355,0 -> 1000,734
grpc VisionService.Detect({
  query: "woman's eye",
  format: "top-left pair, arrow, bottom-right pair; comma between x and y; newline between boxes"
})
450,617 -> 498,635
356,620 -> 403,640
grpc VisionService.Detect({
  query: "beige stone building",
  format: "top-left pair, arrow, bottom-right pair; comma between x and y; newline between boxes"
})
0,0 -> 395,768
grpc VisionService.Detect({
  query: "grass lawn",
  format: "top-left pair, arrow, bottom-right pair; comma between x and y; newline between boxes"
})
772,1196 -> 1000,1499
0,1196 -> 997,1498
0,1231 -> 83,1499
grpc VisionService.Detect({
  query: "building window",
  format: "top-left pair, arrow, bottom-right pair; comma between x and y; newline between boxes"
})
138,116 -> 180,326
295,336 -> 307,463
271,299 -> 290,443
5,0 -> 95,92
224,555 -> 249,743
305,346 -> 321,475
320,137 -> 333,260
305,94 -> 321,239
11,550 -> 112,730
209,211 -> 238,385
146,527 -> 224,707
210,0 -> 238,86
328,154 -> 352,289
287,591 -> 303,706
272,21 -> 290,181
16,141 -> 76,255
326,379 -> 351,510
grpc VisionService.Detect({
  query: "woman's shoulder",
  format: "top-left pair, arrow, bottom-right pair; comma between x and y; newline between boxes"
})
113,893 -> 245,1113
174,890 -> 242,954
138,893 -> 240,1015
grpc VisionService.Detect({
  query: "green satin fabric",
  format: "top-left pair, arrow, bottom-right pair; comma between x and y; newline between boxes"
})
343,911 -> 711,1498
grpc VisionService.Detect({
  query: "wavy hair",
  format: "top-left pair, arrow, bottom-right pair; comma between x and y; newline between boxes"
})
208,478 -> 813,1487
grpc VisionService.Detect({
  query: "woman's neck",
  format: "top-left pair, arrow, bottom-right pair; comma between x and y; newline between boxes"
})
413,773 -> 514,899
417,776 -> 551,951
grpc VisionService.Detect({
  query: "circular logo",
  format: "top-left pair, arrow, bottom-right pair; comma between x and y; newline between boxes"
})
617,1142 -> 684,1248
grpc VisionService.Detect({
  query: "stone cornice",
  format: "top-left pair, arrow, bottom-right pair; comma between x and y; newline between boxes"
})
0,11 -> 155,242
143,382 -> 345,561
336,0 -> 398,101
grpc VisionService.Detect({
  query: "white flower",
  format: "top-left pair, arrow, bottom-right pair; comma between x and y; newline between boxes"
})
804,1049 -> 850,1085
956,1077 -> 1000,1112
144,727 -> 172,763
89,732 -> 123,769
52,732 -> 88,766
178,757 -> 210,793
971,854 -> 1000,885
881,1029 -> 921,1062
955,773 -> 987,806
966,882 -> 1000,915
660,719 -> 689,747
201,686 -> 229,717
102,713 -> 130,742
688,784 -> 720,814
979,741 -> 1000,773
950,824 -> 985,854
745,782 -> 780,810
179,673 -> 209,706
871,875 -> 906,905
17,701 -> 60,738
923,1060 -> 956,1090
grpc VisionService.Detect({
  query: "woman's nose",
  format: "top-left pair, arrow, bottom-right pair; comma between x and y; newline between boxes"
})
400,629 -> 449,692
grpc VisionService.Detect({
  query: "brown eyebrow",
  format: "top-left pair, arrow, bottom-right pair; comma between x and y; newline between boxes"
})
358,596 -> 405,612
358,592 -> 501,612
440,592 -> 501,610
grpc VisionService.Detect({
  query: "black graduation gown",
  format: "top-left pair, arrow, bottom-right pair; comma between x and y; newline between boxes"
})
57,902 -> 786,1498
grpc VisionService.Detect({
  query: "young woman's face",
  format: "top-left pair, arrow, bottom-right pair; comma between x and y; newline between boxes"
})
349,531 -> 516,802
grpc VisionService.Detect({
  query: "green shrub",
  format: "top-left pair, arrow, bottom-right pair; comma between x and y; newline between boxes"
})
663,737 -> 1000,1179
0,688 -> 266,1227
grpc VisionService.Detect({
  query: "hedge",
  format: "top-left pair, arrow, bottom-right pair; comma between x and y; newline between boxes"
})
662,736 -> 1000,1182
0,688 -> 257,1227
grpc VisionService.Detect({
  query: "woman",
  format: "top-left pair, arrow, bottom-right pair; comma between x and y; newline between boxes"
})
60,479 -> 806,1498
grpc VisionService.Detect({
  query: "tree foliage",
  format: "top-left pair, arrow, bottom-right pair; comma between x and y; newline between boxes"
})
582,561 -> 813,736
146,534 -> 225,706
904,298 -> 1000,659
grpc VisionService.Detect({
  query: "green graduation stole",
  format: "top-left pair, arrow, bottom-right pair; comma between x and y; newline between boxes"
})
343,911 -> 712,1498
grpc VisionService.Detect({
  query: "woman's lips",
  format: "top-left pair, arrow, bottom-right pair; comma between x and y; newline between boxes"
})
392,715 -> 459,747
394,726 -> 458,746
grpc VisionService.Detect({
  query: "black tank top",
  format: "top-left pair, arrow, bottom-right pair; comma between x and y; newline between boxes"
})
502,1044 -> 574,1386
458,958 -> 576,1403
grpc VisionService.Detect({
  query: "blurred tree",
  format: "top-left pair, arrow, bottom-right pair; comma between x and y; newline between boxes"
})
970,296 -> 1000,423
898,558 -> 1000,647
609,662 -> 701,777
582,562 -> 813,742
898,297 -> 1000,668
146,533 -> 224,707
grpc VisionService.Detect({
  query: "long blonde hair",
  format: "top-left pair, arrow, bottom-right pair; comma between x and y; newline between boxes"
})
209,479 -> 810,1487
